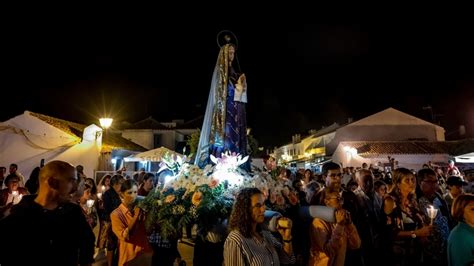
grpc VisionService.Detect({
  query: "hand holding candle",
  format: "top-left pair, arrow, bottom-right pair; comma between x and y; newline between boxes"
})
86,199 -> 95,214
11,191 -> 19,204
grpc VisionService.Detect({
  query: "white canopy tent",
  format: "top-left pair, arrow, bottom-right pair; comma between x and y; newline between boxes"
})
454,152 -> 474,163
0,111 -> 102,180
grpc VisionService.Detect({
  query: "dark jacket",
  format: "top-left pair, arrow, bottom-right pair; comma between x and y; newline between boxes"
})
0,195 -> 95,266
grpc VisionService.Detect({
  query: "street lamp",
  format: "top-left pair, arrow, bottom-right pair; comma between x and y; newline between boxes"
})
99,118 -> 113,143
99,118 -> 113,129
99,118 -> 113,171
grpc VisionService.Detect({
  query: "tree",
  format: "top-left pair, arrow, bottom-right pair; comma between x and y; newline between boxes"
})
248,134 -> 264,158
186,129 -> 201,157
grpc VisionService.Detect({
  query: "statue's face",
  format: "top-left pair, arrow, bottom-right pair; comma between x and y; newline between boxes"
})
228,46 -> 235,63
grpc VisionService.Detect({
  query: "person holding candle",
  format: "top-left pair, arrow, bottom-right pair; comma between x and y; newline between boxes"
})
79,183 -> 98,229
98,174 -> 111,193
381,168 -> 433,266
0,174 -> 28,218
416,168 -> 451,266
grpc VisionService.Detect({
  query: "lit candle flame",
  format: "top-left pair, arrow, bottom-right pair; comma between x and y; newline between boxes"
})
86,199 -> 95,208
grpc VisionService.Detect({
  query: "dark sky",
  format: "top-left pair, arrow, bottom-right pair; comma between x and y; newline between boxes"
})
3,13 -> 474,148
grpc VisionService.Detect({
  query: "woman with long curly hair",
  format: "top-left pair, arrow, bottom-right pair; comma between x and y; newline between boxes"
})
381,168 -> 433,266
223,187 -> 295,265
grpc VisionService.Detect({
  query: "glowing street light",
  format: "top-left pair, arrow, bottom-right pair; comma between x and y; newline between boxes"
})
99,118 -> 113,129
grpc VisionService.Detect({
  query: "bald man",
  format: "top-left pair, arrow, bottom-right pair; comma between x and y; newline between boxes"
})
0,160 -> 95,266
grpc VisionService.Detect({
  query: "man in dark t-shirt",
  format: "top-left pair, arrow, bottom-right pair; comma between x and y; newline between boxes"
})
0,160 -> 95,266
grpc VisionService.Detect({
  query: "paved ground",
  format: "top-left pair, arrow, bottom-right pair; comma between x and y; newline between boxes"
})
92,225 -> 195,266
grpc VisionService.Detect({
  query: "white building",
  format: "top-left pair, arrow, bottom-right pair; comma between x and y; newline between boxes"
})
119,116 -> 201,154
274,107 -> 474,171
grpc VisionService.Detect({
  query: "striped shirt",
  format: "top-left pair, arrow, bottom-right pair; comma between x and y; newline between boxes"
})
224,230 -> 296,266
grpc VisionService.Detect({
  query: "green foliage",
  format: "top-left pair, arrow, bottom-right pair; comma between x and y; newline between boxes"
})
248,134 -> 265,157
138,188 -> 191,239
138,182 -> 234,240
186,129 -> 201,157
194,184 -> 233,235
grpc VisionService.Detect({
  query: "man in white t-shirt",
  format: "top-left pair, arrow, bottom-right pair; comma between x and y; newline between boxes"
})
341,167 -> 353,187
9,164 -> 25,187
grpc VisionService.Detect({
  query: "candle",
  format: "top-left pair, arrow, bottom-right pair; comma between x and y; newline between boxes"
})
11,191 -> 21,205
426,205 -> 438,225
101,185 -> 106,192
97,192 -> 102,200
86,199 -> 95,208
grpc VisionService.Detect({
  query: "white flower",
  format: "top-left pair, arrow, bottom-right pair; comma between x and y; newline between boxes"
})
172,205 -> 185,215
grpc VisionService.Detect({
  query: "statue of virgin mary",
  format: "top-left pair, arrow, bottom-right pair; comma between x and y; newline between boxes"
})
195,32 -> 248,168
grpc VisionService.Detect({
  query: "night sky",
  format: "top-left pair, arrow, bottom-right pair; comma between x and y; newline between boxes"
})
3,12 -> 474,148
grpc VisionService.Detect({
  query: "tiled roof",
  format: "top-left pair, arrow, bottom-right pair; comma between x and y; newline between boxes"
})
312,123 -> 341,137
449,139 -> 474,156
29,111 -> 85,138
175,116 -> 203,129
125,117 -> 169,130
341,140 -> 474,156
101,132 -> 147,153
28,111 -> 146,152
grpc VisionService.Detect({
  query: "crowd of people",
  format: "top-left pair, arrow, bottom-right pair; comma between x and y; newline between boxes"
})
0,157 -> 472,266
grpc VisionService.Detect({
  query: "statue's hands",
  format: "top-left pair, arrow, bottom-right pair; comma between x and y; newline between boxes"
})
237,74 -> 247,91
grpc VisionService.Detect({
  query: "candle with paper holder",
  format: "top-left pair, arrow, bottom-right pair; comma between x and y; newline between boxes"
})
426,205 -> 438,225
11,191 -> 19,204
86,199 -> 95,214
